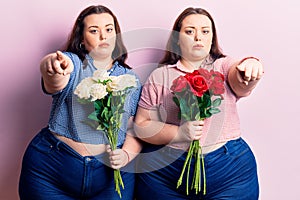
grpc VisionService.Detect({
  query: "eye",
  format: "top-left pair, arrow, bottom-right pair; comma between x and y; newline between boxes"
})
202,29 -> 210,34
106,27 -> 114,33
89,29 -> 99,34
185,29 -> 194,35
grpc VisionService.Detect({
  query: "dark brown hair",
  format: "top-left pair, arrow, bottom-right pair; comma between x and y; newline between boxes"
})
159,7 -> 225,65
63,5 -> 130,68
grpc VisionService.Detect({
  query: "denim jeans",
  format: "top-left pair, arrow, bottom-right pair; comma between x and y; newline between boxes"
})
19,127 -> 135,200
135,138 -> 259,200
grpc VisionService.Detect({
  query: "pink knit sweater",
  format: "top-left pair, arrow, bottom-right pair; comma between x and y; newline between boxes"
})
138,56 -> 241,149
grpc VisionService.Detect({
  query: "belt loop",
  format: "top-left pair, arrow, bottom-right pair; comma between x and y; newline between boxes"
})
56,140 -> 61,150
224,143 -> 229,154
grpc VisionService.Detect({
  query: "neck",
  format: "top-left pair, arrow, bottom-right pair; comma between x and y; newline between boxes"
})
180,58 -> 206,71
93,57 -> 114,70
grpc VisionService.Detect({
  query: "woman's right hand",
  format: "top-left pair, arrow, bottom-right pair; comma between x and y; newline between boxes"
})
41,51 -> 74,76
174,120 -> 204,143
40,51 -> 74,94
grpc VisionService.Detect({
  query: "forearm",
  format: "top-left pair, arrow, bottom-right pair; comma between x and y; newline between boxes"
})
134,106 -> 183,145
121,134 -> 142,162
134,119 -> 179,145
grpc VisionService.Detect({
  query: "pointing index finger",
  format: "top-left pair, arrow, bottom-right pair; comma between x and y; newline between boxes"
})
56,51 -> 67,69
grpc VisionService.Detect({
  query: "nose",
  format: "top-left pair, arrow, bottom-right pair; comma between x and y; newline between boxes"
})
100,31 -> 106,40
195,31 -> 201,41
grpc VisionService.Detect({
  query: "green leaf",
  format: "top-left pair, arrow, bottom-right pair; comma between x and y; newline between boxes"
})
173,96 -> 180,107
96,125 -> 105,130
102,122 -> 110,129
212,98 -> 222,107
94,100 -> 101,110
182,114 -> 190,120
202,94 -> 211,108
203,109 -> 212,118
195,112 -> 200,120
208,107 -> 221,115
119,108 -> 125,114
107,94 -> 111,107
101,107 -> 111,122
77,98 -> 90,104
179,98 -> 190,118
88,111 -> 99,122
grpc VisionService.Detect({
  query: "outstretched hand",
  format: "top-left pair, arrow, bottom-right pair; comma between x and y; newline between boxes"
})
236,58 -> 264,85
45,51 -> 74,76
107,145 -> 130,169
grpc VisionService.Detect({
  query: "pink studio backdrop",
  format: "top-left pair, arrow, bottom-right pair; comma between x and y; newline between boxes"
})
1,0 -> 299,199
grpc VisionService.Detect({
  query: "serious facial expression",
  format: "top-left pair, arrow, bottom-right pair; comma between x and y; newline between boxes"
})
178,14 -> 213,62
82,13 -> 116,60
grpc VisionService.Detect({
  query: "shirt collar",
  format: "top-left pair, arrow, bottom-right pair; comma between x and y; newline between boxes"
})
167,56 -> 214,73
84,54 -> 119,74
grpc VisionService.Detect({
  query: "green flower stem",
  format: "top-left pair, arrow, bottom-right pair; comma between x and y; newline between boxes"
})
186,147 -> 193,195
195,141 -> 201,194
177,142 -> 194,189
114,169 -> 124,198
107,99 -> 125,198
177,139 -> 206,195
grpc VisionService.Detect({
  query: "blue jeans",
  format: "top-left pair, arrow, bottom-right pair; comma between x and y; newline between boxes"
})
135,138 -> 259,200
19,127 -> 135,200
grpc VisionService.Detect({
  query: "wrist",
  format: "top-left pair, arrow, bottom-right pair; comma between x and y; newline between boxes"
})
123,149 -> 130,166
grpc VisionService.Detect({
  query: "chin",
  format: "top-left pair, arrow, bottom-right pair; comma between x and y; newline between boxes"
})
94,49 -> 113,56
191,53 -> 207,60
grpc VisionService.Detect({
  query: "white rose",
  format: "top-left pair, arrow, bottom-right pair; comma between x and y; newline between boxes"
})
74,77 -> 95,99
107,74 -> 137,92
90,83 -> 108,101
92,69 -> 110,82
106,76 -> 118,92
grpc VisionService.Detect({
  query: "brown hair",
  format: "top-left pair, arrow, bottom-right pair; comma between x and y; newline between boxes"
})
159,7 -> 225,65
63,5 -> 130,68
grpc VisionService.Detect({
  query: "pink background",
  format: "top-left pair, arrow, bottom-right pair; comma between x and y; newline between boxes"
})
1,0 -> 299,199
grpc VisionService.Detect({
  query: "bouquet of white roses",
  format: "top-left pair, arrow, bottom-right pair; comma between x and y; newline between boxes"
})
74,69 -> 137,198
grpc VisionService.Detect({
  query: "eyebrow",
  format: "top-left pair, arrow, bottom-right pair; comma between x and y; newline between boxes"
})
184,25 -> 211,29
88,24 -> 114,29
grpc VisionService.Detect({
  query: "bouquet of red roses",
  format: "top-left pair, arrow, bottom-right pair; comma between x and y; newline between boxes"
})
171,68 -> 225,195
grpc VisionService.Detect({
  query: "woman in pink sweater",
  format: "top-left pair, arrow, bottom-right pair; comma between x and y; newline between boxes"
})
134,7 -> 263,200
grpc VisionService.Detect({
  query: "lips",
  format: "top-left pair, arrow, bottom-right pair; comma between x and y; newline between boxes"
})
99,43 -> 109,47
193,44 -> 204,48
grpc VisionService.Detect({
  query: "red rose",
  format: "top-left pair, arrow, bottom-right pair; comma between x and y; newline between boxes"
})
184,70 -> 198,83
209,75 -> 225,95
210,82 -> 225,95
171,75 -> 190,93
198,68 -> 211,80
187,75 -> 208,97
210,70 -> 224,81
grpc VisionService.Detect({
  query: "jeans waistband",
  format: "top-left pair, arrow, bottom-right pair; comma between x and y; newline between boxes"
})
203,137 -> 243,160
39,127 -> 107,162
146,138 -> 243,160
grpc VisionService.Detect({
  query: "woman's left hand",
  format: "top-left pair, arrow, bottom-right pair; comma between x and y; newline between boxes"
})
107,146 -> 129,169
237,58 -> 264,85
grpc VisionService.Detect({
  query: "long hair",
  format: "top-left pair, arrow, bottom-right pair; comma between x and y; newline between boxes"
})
62,5 -> 130,68
159,7 -> 225,65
